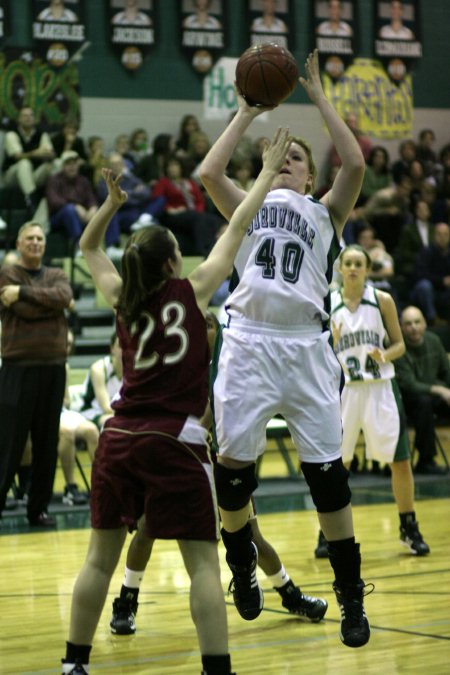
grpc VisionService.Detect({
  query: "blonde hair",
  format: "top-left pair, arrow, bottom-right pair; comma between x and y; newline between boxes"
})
291,136 -> 317,194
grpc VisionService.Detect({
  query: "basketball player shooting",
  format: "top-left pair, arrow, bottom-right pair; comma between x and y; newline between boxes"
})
199,49 -> 372,649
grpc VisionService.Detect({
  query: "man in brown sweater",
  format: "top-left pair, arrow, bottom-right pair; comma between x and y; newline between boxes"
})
0,222 -> 73,526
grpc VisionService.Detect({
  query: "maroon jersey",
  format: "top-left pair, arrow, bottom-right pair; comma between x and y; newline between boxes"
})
113,278 -> 209,418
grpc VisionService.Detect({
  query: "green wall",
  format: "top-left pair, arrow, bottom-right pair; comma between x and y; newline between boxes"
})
6,0 -> 450,107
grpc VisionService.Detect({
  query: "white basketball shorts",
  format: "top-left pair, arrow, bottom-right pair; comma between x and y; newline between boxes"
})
213,321 -> 343,464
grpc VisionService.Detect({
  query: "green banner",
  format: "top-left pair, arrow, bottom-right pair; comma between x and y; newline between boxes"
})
0,48 -> 80,130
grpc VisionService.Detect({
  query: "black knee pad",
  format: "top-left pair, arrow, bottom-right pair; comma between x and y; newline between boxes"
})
214,462 -> 258,511
301,458 -> 351,513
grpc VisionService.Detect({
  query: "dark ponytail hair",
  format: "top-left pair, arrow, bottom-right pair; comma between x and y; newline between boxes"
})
116,225 -> 177,326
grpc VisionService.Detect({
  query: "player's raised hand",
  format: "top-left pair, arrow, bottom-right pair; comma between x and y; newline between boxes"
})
299,49 -> 325,105
102,168 -> 128,207
261,127 -> 292,173
331,320 -> 343,347
367,347 -> 386,364
234,83 -> 277,116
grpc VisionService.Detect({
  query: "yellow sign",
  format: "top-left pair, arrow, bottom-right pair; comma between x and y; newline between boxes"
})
322,58 -> 413,139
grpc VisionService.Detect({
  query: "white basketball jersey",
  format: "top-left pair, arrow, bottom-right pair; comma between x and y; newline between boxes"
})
331,285 -> 395,383
226,189 -> 340,328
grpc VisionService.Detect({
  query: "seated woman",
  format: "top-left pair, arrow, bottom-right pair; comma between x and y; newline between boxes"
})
152,155 -> 224,256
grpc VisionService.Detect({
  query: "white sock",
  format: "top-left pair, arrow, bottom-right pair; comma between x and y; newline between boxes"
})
123,566 -> 145,589
62,664 -> 89,674
267,565 -> 290,589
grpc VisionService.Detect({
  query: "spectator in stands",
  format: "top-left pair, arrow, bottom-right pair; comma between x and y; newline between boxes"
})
113,133 -> 134,171
97,152 -> 166,255
186,130 -> 211,180
436,167 -> 450,220
360,146 -> 392,203
46,150 -> 99,248
418,181 -> 448,224
396,306 -> 450,474
152,155 -> 223,256
250,136 -> 271,177
438,142 -> 450,183
84,135 -> 108,189
79,332 -> 123,430
356,224 -> 395,288
328,112 -> 372,168
51,117 -> 88,168
408,159 -> 429,206
127,128 -> 149,169
411,222 -> 450,325
59,329 -> 99,507
395,199 -> 434,284
230,158 -> 255,192
416,129 -> 438,178
363,174 -> 412,253
175,114 -> 201,158
134,133 -> 176,187
2,105 -> 55,215
392,139 -> 417,185
314,164 -> 340,200
0,221 -> 73,526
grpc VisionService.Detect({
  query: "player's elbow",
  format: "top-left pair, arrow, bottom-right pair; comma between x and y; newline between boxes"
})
198,162 -> 213,190
350,150 -> 366,176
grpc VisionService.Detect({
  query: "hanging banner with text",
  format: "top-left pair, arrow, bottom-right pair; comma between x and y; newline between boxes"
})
313,0 -> 358,80
203,56 -> 238,120
108,0 -> 155,72
180,0 -> 225,74
322,57 -> 413,139
374,0 -> 422,84
203,56 -> 413,138
0,0 -> 10,46
32,0 -> 87,68
0,48 -> 81,131
248,0 -> 293,51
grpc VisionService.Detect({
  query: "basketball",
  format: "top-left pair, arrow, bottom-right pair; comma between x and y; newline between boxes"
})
235,43 -> 299,107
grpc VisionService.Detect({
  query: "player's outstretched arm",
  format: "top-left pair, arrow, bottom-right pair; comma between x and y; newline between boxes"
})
199,89 -> 273,221
299,50 -> 365,236
192,127 -> 291,313
80,168 -> 127,307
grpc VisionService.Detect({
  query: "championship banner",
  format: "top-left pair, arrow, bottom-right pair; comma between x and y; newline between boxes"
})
248,0 -> 292,51
108,0 -> 155,72
0,48 -> 81,131
0,0 -> 10,46
322,57 -> 413,139
374,0 -> 422,84
313,0 -> 357,81
32,0 -> 87,68
180,0 -> 225,74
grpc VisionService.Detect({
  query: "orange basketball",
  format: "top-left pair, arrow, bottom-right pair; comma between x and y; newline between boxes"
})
235,43 -> 298,107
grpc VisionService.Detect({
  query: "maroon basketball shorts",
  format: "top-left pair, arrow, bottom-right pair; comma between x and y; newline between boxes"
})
90,414 -> 220,541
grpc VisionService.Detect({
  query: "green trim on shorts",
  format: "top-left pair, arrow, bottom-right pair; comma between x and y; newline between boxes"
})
209,324 -> 224,455
391,379 -> 411,462
92,414 -> 103,430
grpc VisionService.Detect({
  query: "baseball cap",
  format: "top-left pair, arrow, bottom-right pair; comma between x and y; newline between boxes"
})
61,150 -> 79,163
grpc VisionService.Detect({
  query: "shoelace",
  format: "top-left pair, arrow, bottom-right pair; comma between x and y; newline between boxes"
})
228,564 -> 258,596
339,583 -> 375,622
